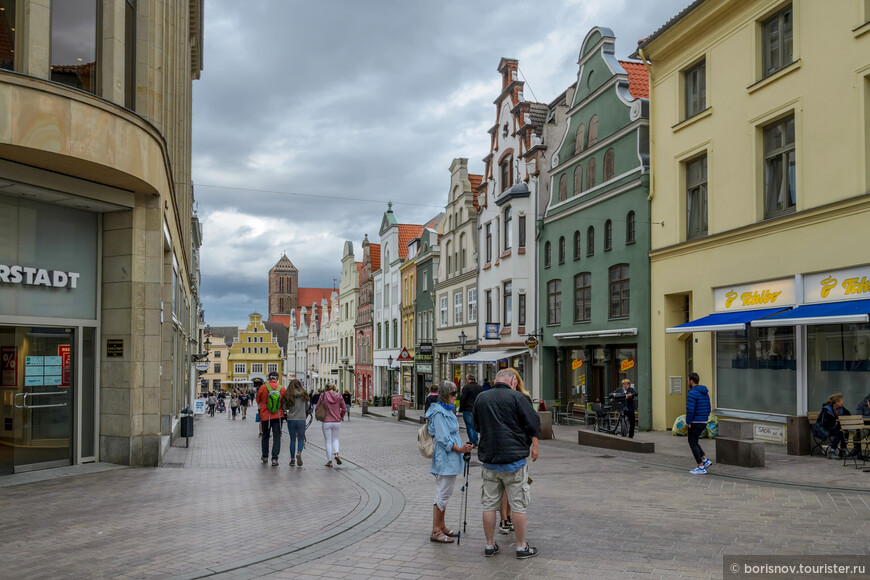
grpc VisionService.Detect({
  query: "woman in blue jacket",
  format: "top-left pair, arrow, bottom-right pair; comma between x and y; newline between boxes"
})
426,380 -> 473,543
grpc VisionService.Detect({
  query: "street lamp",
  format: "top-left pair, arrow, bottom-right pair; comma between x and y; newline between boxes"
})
387,355 -> 395,396
458,330 -> 467,353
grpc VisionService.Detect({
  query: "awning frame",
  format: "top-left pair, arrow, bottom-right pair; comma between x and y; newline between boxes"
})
751,299 -> 870,327
450,349 -> 527,364
553,327 -> 637,340
665,307 -> 791,334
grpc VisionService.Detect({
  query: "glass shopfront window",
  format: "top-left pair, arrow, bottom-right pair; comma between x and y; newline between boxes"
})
614,347 -> 638,391
567,348 -> 587,406
807,323 -> 870,412
716,326 -> 796,415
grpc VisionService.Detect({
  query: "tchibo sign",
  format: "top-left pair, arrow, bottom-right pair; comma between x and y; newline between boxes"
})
0,264 -> 81,289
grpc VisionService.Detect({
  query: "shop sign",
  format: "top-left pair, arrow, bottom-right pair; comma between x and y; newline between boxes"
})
0,264 -> 81,288
619,358 -> 635,372
484,323 -> 500,339
106,339 -> 124,358
753,423 -> 784,443
804,266 -> 870,303
397,347 -> 413,361
713,278 -> 794,312
524,336 -> 539,349
571,359 -> 583,370
58,345 -> 71,387
192,399 -> 206,415
1,346 -> 16,386
195,362 -> 210,372
416,363 -> 432,374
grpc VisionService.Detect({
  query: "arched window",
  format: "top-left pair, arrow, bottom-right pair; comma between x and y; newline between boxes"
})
574,123 -> 586,155
558,174 -> 567,202
445,241 -> 452,274
586,158 -> 597,190
573,165 -> 583,196
573,231 -> 581,260
626,211 -> 636,244
604,220 -> 612,251
587,226 -> 595,257
588,115 -> 599,146
544,241 -> 551,268
558,236 -> 566,264
609,264 -> 630,319
459,233 -> 467,270
279,297 -> 285,312
603,148 -> 615,181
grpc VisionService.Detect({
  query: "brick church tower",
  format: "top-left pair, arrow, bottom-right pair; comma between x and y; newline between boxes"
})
268,254 -> 298,319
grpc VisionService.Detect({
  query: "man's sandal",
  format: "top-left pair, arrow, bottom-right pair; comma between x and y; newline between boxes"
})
430,532 -> 454,543
441,529 -> 459,537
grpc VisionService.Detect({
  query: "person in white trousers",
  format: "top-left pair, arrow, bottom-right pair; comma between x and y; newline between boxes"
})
316,384 -> 347,467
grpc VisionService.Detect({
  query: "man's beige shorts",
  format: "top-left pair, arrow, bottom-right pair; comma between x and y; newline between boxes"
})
480,465 -> 530,513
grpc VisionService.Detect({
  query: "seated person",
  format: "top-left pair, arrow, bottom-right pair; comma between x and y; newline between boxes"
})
854,393 -> 870,449
814,393 -> 851,458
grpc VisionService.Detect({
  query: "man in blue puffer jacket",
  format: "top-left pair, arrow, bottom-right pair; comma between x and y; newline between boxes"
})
686,372 -> 712,474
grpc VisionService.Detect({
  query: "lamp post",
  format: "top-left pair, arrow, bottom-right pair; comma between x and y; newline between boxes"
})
458,330 -> 467,353
387,355 -> 395,396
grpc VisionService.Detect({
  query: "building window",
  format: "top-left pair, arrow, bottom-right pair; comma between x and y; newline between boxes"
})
587,227 -> 595,257
573,165 -> 583,196
393,320 -> 398,348
518,293 -> 526,326
574,124 -> 585,154
214,351 -> 221,359
588,115 -> 599,147
454,292 -> 463,325
558,236 -> 566,264
684,60 -> 706,118
609,264 -> 630,319
762,5 -> 793,77
518,216 -> 526,248
385,324 -> 389,348
573,231 -> 581,260
485,223 -> 492,263
460,233 -> 467,269
0,0 -> 16,71
252,363 -> 264,374
603,149 -> 615,181
124,0 -> 137,108
504,206 -> 512,249
267,363 -> 278,374
503,282 -> 512,326
687,155 -> 708,239
544,241 -> 552,268
51,0 -> 98,94
213,363 -> 221,373
234,363 -> 246,374
763,115 -> 796,218
440,296 -> 448,327
377,324 -> 382,349
605,220 -> 614,251
485,290 -> 492,323
500,156 -> 513,192
558,174 -> 567,202
626,211 -> 636,245
547,280 -> 561,325
586,158 -> 597,190
468,289 -> 477,323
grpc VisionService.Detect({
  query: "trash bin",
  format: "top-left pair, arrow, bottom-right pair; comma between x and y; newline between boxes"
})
180,407 -> 194,438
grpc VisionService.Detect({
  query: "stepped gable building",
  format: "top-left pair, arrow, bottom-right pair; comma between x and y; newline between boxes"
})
355,235 -> 380,402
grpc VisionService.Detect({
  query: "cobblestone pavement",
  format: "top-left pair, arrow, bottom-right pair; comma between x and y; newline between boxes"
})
1,408 -> 869,580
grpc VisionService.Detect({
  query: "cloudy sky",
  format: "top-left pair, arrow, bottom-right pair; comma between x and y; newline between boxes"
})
193,0 -> 688,327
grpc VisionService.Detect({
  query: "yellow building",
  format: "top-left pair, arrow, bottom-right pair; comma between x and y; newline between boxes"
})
199,336 -> 229,393
638,0 -> 870,434
228,313 -> 284,388
400,247 -> 417,402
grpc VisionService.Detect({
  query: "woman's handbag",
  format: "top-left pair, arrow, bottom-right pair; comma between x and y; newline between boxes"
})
315,399 -> 327,422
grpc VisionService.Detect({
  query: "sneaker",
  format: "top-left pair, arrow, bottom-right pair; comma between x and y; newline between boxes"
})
506,517 -> 514,531
498,520 -> 510,534
702,458 -> 713,468
261,456 -> 268,463
289,458 -> 295,466
484,542 -> 499,558
271,458 -> 279,467
515,543 -> 538,559
296,453 -> 302,466
689,466 -> 707,475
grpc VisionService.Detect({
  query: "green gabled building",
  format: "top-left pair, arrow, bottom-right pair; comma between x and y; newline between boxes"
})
538,27 -> 651,430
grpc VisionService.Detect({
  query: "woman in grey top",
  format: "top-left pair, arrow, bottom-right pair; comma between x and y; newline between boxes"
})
282,379 -> 309,466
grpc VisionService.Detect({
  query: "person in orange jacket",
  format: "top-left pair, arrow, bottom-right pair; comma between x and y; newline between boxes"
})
257,373 -> 286,466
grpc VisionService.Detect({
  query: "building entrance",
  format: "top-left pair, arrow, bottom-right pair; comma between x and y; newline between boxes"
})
0,326 -> 74,474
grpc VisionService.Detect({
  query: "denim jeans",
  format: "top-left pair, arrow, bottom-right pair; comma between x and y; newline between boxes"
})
462,411 -> 478,445
286,419 -> 306,457
261,418 -> 282,459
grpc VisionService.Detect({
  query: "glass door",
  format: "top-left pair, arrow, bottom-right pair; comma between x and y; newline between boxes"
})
0,326 -> 74,473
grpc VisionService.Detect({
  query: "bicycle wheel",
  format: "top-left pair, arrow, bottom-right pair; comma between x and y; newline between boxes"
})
306,412 -> 313,429
618,413 -> 628,437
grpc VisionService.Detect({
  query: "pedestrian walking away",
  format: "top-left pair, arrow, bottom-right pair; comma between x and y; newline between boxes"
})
206,392 -> 217,417
426,381 -> 473,544
256,373 -> 285,466
472,368 -> 541,559
282,378 -> 309,466
316,384 -> 346,467
230,393 -> 239,419
459,375 -> 482,447
686,372 -> 713,474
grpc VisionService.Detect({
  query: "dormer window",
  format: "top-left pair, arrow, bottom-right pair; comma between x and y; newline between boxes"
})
502,123 -> 509,138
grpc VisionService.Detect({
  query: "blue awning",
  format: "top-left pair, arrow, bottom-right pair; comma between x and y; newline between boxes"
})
751,299 -> 870,327
666,307 -> 790,333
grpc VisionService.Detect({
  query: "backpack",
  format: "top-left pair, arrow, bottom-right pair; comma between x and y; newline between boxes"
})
266,384 -> 282,414
417,420 -> 434,458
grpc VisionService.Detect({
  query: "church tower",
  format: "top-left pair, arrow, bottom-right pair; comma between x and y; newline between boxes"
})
268,254 -> 299,319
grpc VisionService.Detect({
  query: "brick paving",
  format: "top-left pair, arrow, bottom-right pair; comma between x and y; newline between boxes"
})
0,407 -> 868,579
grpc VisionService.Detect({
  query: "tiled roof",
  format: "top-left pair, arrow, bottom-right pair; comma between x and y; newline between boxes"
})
270,315 -> 291,328
528,102 -> 548,128
263,321 -> 289,352
423,213 -> 442,229
397,224 -> 423,259
298,287 -> 333,309
370,243 -> 381,271
468,174 -> 483,191
207,326 -> 241,348
271,253 -> 296,272
619,60 -> 649,99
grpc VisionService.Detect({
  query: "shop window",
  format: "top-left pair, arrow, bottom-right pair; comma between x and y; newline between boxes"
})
0,0 -> 16,70
587,226 -> 595,256
574,273 -> 591,323
684,60 -> 706,119
51,0 -> 98,94
608,264 -> 630,319
573,231 -> 581,260
604,220 -> 612,251
603,148 -> 615,181
716,326 -> 796,415
687,155 -> 708,239
763,115 -> 796,218
573,165 -> 583,196
574,123 -> 585,154
547,280 -> 562,325
762,5 -> 793,78
558,174 -> 567,202
807,323 -> 870,412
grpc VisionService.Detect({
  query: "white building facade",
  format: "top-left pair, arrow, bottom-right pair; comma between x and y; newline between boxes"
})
339,242 -> 360,396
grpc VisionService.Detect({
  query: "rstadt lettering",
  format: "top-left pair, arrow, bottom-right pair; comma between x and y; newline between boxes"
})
0,264 -> 80,289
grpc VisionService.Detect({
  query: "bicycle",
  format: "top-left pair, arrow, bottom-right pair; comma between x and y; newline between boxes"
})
306,403 -> 314,429
594,394 -> 631,437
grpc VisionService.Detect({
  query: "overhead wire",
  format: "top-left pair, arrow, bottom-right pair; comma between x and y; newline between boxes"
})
196,183 -> 444,209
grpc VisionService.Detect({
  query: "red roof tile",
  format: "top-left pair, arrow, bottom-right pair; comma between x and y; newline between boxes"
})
270,315 -> 291,328
370,243 -> 381,271
468,174 -> 483,191
298,287 -> 333,309
619,60 -> 649,99
397,224 -> 424,259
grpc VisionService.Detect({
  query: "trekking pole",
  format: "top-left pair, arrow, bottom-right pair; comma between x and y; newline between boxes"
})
457,449 -> 471,545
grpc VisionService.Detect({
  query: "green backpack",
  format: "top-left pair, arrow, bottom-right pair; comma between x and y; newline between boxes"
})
266,383 -> 282,414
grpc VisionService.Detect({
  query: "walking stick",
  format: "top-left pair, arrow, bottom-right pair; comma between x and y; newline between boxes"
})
457,449 -> 471,545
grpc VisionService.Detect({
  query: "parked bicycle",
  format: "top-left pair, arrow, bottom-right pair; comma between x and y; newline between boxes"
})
594,393 -> 630,437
